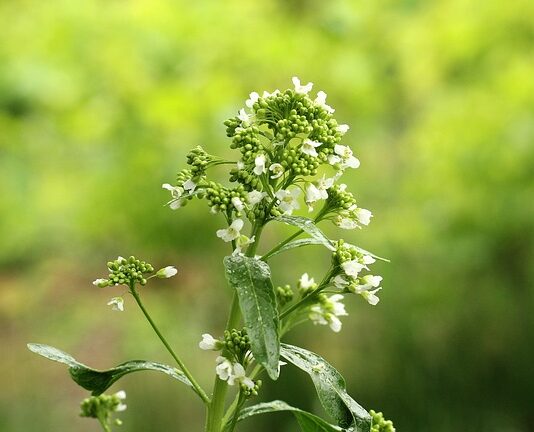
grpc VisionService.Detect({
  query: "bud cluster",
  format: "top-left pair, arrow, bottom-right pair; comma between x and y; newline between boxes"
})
80,391 -> 126,427
276,284 -> 294,307
223,328 -> 251,363
94,256 -> 154,287
241,378 -> 262,398
370,410 -> 396,432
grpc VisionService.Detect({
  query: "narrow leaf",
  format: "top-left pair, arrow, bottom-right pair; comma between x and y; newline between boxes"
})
266,238 -> 324,258
353,246 -> 390,263
280,344 -> 371,432
27,343 -> 191,395
239,400 -> 342,432
223,255 -> 280,379
274,216 -> 335,251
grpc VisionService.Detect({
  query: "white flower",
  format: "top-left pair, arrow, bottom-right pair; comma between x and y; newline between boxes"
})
156,266 -> 178,278
358,275 -> 382,291
292,76 -> 313,95
215,356 -> 233,381
275,188 -> 301,215
254,154 -> 267,175
233,235 -> 255,254
237,161 -> 245,170
334,144 -> 360,169
342,259 -> 365,277
183,178 -> 197,192
355,208 -> 372,225
262,89 -> 280,98
362,255 -> 376,265
246,92 -> 259,108
314,91 -> 335,114
298,273 -> 316,291
199,333 -> 223,351
332,274 -> 349,288
301,139 -> 322,157
327,154 -> 342,166
107,297 -> 124,312
305,183 -> 323,206
113,390 -> 127,412
316,175 -> 335,192
216,219 -> 244,242
215,357 -> 254,388
269,163 -> 284,179
162,183 -> 185,210
336,217 -> 358,230
93,278 -> 108,287
309,294 -> 348,332
337,124 -> 350,134
238,108 -> 250,124
231,197 -> 245,211
247,190 -> 267,206
360,288 -> 381,306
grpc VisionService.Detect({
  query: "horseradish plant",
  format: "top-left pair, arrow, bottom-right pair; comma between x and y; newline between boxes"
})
28,77 -> 395,432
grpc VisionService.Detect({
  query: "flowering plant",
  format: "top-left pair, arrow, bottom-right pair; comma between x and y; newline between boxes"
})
28,77 -> 394,432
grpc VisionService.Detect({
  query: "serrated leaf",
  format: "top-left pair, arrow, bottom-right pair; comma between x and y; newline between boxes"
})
274,216 -> 335,251
223,255 -> 280,379
27,343 -> 191,395
238,400 -> 343,432
266,238 -> 325,258
280,344 -> 371,432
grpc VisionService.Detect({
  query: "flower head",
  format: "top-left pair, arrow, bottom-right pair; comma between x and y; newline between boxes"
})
275,188 -> 301,215
292,76 -> 313,95
254,154 -> 267,175
301,139 -> 322,157
245,92 -> 259,108
247,190 -> 267,206
309,294 -> 348,332
314,91 -> 335,114
199,333 -> 223,351
107,297 -> 124,312
162,183 -> 185,210
269,163 -> 284,179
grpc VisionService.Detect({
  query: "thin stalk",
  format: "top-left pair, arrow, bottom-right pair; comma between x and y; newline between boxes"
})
129,285 -> 210,404
261,228 -> 303,261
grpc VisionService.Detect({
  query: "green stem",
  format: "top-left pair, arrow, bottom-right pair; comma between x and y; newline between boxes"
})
206,222 -> 264,432
129,285 -> 210,404
261,228 -> 303,261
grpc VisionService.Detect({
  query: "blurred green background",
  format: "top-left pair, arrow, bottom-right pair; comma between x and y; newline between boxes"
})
1,0 -> 533,431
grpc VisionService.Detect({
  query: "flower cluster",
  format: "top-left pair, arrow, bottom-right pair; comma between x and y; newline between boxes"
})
318,183 -> 372,229
80,390 -> 127,427
332,241 -> 383,305
163,76 -> 363,229
309,293 -> 348,332
370,410 -> 396,432
92,256 -> 177,311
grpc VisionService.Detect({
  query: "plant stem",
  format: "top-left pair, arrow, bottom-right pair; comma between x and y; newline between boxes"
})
261,228 -> 303,261
206,222 -> 264,432
129,285 -> 210,404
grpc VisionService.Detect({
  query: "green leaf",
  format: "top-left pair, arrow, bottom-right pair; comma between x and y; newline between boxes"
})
223,254 -> 280,380
280,344 -> 371,432
353,246 -> 390,263
266,238 -> 325,258
27,343 -> 192,395
238,400 -> 343,432
274,216 -> 335,251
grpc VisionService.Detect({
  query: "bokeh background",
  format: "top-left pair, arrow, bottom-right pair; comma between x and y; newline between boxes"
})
1,0 -> 533,431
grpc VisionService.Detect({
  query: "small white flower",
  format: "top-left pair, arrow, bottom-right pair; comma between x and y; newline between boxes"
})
216,219 -> 244,242
262,89 -> 280,98
233,235 -> 255,254
275,188 -> 301,215
230,363 -> 255,388
237,161 -> 245,170
305,183 -> 323,206
355,208 -> 372,225
247,190 -> 267,206
269,163 -> 284,179
362,255 -> 376,265
336,217 -> 358,230
358,275 -> 382,290
292,76 -> 313,95
215,356 -> 233,381
337,124 -> 350,134
299,273 -> 316,291
314,91 -> 335,114
93,278 -> 108,287
107,297 -> 124,312
301,139 -> 322,157
254,154 -> 267,175
316,175 -> 335,192
332,274 -> 349,288
327,154 -> 342,166
199,333 -> 223,351
309,294 -> 348,332
156,266 -> 178,278
183,178 -> 197,193
342,259 -> 365,277
245,92 -> 259,108
113,390 -> 127,412
238,108 -> 250,124
162,183 -> 185,210
334,145 -> 360,169
360,288 -> 381,306
231,196 -> 245,211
